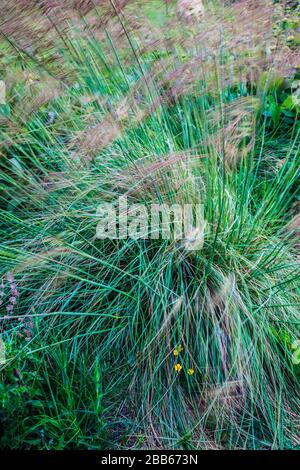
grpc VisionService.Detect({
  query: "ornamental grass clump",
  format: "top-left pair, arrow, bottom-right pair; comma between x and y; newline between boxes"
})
0,0 -> 299,449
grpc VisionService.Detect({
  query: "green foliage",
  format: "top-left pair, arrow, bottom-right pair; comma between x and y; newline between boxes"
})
260,74 -> 300,128
0,0 -> 299,450
0,336 -> 113,449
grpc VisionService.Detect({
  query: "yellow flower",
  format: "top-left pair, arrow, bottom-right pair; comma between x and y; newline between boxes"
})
187,368 -> 194,375
173,345 -> 183,356
26,73 -> 36,84
174,363 -> 182,372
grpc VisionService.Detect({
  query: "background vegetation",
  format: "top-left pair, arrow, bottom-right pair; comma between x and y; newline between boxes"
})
0,0 -> 299,449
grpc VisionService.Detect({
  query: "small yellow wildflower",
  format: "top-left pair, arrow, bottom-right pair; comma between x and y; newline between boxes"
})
27,73 -> 35,84
173,344 -> 183,356
187,368 -> 195,375
174,363 -> 182,372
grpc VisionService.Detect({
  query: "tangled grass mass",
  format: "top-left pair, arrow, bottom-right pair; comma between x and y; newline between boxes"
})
0,0 -> 299,450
